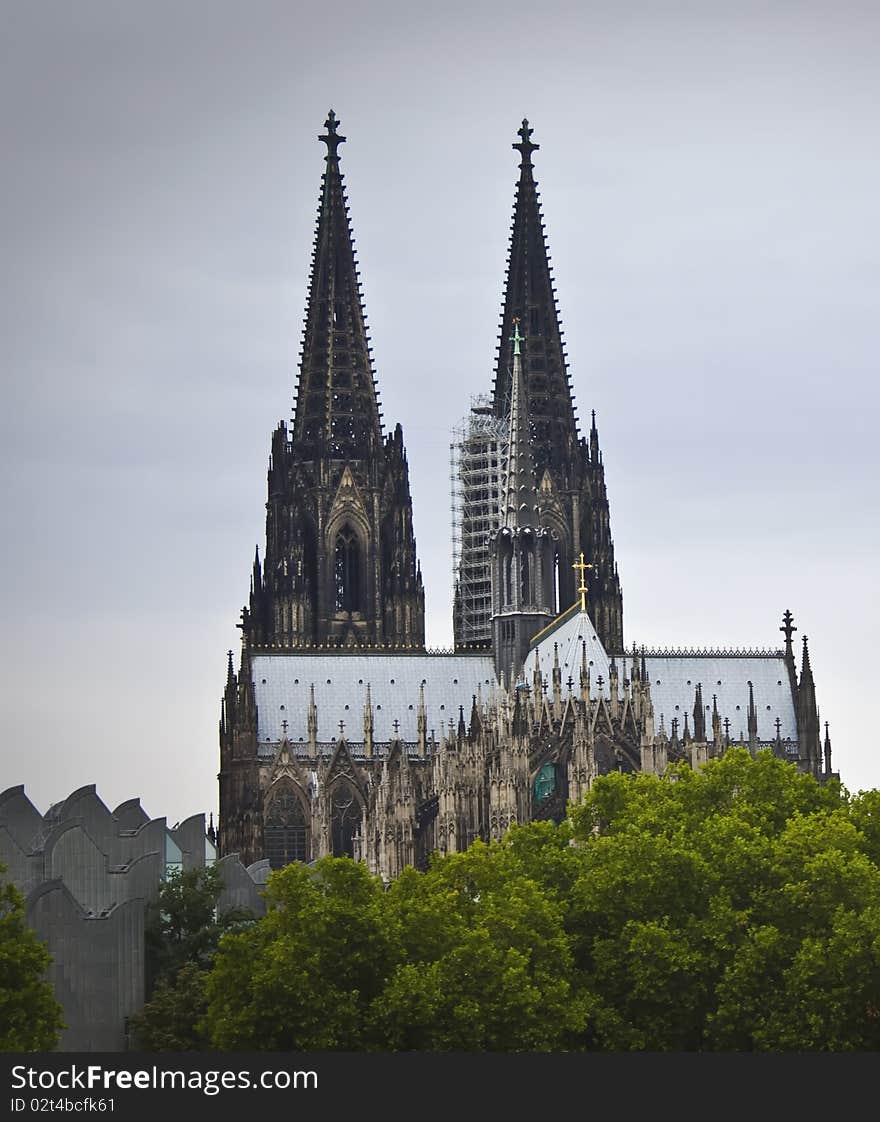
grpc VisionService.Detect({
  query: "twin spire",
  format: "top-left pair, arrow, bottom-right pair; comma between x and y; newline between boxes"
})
292,110 -> 383,462
493,118 -> 580,474
294,109 -> 576,480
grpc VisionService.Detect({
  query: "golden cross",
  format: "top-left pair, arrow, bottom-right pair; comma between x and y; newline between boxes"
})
572,552 -> 595,611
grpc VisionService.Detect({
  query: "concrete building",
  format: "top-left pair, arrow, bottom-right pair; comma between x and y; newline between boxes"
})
0,784 -> 266,1051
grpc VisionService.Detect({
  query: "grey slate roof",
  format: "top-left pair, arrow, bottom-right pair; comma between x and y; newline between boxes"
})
252,624 -> 798,752
644,654 -> 797,742
251,652 -> 497,747
530,603 -> 613,693
530,605 -> 797,744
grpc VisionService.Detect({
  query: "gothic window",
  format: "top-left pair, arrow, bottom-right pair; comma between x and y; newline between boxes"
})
503,554 -> 512,606
533,762 -> 556,804
521,548 -> 531,604
334,526 -> 361,612
264,788 -> 309,870
330,784 -> 362,859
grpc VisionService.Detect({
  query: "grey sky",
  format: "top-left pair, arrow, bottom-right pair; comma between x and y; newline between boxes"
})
2,1 -> 878,826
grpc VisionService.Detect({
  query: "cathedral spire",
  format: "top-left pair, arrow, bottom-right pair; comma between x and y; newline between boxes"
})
493,119 -> 578,473
292,109 -> 383,461
501,319 -> 540,529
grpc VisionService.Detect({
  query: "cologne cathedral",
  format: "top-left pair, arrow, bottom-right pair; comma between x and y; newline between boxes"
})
218,112 -> 833,880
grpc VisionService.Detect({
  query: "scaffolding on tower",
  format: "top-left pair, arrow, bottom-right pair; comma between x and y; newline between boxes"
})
451,394 -> 509,649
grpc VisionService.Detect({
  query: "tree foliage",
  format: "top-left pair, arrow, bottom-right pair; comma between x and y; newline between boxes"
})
193,750 -> 880,1051
0,866 -> 65,1051
129,865 -> 253,1051
568,748 -> 880,1049
203,857 -> 394,1050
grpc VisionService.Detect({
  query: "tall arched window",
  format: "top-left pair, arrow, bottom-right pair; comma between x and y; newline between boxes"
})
532,762 -> 556,805
503,554 -> 513,606
334,526 -> 361,612
330,784 -> 362,858
264,788 -> 309,869
520,548 -> 531,604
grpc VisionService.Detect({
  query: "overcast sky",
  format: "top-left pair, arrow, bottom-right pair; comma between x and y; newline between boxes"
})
2,1 -> 878,828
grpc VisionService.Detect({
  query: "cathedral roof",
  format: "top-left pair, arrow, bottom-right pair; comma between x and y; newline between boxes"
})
643,653 -> 797,743
530,602 -> 614,694
251,652 -> 496,751
529,603 -> 798,743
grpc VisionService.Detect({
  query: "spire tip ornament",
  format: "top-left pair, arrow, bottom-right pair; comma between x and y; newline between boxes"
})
572,552 -> 595,611
513,118 -> 539,168
319,109 -> 346,160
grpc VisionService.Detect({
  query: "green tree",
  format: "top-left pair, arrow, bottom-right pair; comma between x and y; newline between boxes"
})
129,865 -> 253,1051
0,865 -> 65,1051
202,857 -> 395,1051
373,838 -> 588,1051
567,748 -> 880,1050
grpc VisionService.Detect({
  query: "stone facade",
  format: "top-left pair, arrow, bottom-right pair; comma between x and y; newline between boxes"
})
218,113 -> 833,878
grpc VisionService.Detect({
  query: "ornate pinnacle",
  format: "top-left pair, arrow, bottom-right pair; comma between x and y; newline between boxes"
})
572,552 -> 595,611
319,109 -> 346,160
780,609 -> 797,653
513,118 -> 539,168
511,316 -> 523,357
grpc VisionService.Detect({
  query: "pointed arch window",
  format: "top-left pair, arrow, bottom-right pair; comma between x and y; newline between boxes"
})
334,526 -> 361,612
520,548 -> 531,604
533,762 -> 556,804
265,788 -> 310,869
330,784 -> 362,858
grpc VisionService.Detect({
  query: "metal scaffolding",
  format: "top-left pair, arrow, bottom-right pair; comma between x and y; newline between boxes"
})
451,395 -> 508,647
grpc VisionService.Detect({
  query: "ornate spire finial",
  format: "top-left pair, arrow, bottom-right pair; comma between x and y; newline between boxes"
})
511,316 -> 523,357
513,118 -> 539,168
319,109 -> 346,160
572,552 -> 595,611
781,609 -> 797,655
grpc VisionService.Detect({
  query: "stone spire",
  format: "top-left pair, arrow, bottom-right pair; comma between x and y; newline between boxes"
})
492,119 -> 579,474
501,319 -> 541,530
237,111 -> 425,652
292,110 -> 383,460
747,681 -> 758,755
490,318 -> 556,681
797,634 -> 822,778
693,682 -> 705,742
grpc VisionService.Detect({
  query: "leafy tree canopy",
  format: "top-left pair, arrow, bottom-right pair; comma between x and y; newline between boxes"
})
0,865 -> 65,1051
193,750 -> 880,1052
130,864 -> 253,1051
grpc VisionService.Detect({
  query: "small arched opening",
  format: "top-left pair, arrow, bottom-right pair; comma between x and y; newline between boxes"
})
330,782 -> 363,859
334,525 -> 362,612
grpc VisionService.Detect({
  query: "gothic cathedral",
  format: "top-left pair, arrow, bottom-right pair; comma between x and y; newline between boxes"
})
218,112 -> 833,880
